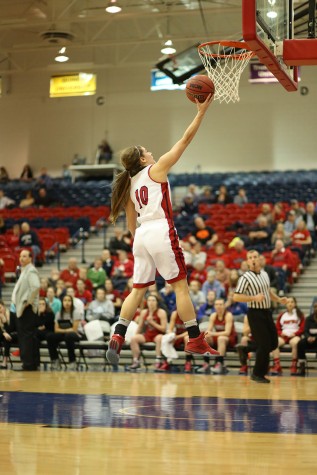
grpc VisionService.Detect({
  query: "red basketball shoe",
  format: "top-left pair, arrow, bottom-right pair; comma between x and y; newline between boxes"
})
106,334 -> 125,365
185,333 -> 219,356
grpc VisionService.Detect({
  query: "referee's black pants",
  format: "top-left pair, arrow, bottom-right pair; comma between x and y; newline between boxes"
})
247,308 -> 278,378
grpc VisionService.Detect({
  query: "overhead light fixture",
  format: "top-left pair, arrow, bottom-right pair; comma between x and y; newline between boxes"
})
105,0 -> 122,13
161,40 -> 176,55
55,47 -> 69,62
267,10 -> 277,18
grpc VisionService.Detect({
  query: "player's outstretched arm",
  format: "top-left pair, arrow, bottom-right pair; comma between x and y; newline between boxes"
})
150,95 -> 213,181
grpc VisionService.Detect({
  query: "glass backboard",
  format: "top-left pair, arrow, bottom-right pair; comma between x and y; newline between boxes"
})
242,0 -> 298,91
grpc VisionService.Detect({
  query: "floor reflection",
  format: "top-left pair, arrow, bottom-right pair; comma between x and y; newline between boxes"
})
1,391 -> 316,434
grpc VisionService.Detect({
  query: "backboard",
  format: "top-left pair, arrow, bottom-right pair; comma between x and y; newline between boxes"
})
242,0 -> 299,91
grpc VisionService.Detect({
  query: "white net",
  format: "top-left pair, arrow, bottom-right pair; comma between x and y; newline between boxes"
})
198,41 -> 255,104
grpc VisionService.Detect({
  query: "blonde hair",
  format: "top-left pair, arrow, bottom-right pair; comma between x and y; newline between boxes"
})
110,145 -> 144,224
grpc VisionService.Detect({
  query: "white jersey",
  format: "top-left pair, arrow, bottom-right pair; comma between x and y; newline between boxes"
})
130,165 -> 173,225
278,310 -> 301,337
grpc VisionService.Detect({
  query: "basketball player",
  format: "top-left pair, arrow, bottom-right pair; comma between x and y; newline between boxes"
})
106,94 -> 219,366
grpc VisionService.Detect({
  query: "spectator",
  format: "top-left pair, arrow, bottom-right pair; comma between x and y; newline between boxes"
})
109,227 -> 132,254
19,222 -> 41,264
0,300 -> 18,369
227,237 -> 247,270
75,279 -> 93,309
55,279 -> 66,299
198,186 -> 215,204
215,259 -> 230,290
46,286 -> 62,315
36,297 -> 55,344
179,194 -> 199,216
86,288 -> 115,326
101,248 -> 114,277
256,203 -> 273,225
289,199 -> 305,221
180,241 -> 193,268
39,277 -> 49,297
0,189 -> 15,209
201,269 -> 225,299
269,239 -> 294,294
189,261 -> 207,286
271,222 -> 291,246
36,167 -> 52,188
303,201 -> 317,250
159,282 -> 176,316
96,139 -> 113,164
111,249 -> 134,291
184,183 -> 199,202
247,216 -> 272,252
46,295 -> 82,371
127,294 -> 167,371
206,241 -> 229,268
189,216 -> 218,247
233,187 -> 248,206
290,219 -> 312,263
104,278 -> 122,315
19,190 -> 35,208
87,258 -> 107,290
225,289 -> 248,322
78,267 -> 93,292
270,296 -> 305,376
62,164 -> 72,182
215,184 -> 232,204
66,287 -> 85,319
227,269 -> 240,293
191,241 -> 207,267
0,167 -> 9,183
47,268 -> 60,289
20,165 -> 33,182
296,300 -> 317,376
238,260 -> 249,275
121,277 -> 134,301
35,187 -> 53,208
60,257 -> 80,288
259,255 -> 278,295
5,223 -> 20,248
189,279 -> 206,311
198,298 -> 236,374
197,290 -> 216,323
272,202 -> 286,223
284,210 -> 297,235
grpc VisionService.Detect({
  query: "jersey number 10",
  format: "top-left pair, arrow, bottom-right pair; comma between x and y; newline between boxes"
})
135,186 -> 149,209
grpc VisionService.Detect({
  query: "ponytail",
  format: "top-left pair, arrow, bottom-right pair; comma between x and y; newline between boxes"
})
110,145 -> 144,224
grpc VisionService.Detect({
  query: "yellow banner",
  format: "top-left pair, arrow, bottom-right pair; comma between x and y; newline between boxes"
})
50,73 -> 96,97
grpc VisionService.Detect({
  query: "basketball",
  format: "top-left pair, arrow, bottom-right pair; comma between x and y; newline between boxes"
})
185,75 -> 215,103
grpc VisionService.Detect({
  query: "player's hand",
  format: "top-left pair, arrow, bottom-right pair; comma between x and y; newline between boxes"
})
254,293 -> 265,302
195,93 -> 213,113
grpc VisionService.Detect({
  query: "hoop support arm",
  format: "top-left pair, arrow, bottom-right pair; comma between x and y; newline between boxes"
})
283,39 -> 317,66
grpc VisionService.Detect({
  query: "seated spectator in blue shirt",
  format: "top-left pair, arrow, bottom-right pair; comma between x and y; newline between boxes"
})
36,167 -> 52,188
197,290 -> 216,323
159,283 -> 176,316
201,269 -> 225,299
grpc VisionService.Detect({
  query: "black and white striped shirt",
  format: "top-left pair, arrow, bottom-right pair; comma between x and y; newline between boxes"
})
235,270 -> 271,309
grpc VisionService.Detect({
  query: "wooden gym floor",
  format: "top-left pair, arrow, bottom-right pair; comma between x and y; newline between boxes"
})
0,369 -> 317,475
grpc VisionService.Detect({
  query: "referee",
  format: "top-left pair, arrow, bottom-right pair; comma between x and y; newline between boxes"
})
233,249 -> 287,383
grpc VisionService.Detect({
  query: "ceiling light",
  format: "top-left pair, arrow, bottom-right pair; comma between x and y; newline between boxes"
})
161,40 -> 176,55
105,0 -> 122,13
267,10 -> 278,18
55,47 -> 69,62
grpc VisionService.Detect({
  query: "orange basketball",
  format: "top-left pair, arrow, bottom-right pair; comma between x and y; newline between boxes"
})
186,75 -> 215,103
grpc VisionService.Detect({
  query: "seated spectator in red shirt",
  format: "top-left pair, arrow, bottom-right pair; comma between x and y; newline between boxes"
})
227,237 -> 247,269
78,267 -> 93,292
272,202 -> 286,223
39,277 -> 49,297
75,278 -> 93,309
5,224 -> 20,249
112,249 -> 134,291
60,257 -> 80,287
189,216 -> 218,248
269,238 -> 295,293
206,241 -> 229,267
189,261 -> 207,285
290,219 -> 312,263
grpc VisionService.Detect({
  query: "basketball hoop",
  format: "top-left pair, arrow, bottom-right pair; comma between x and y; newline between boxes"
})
198,41 -> 255,104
